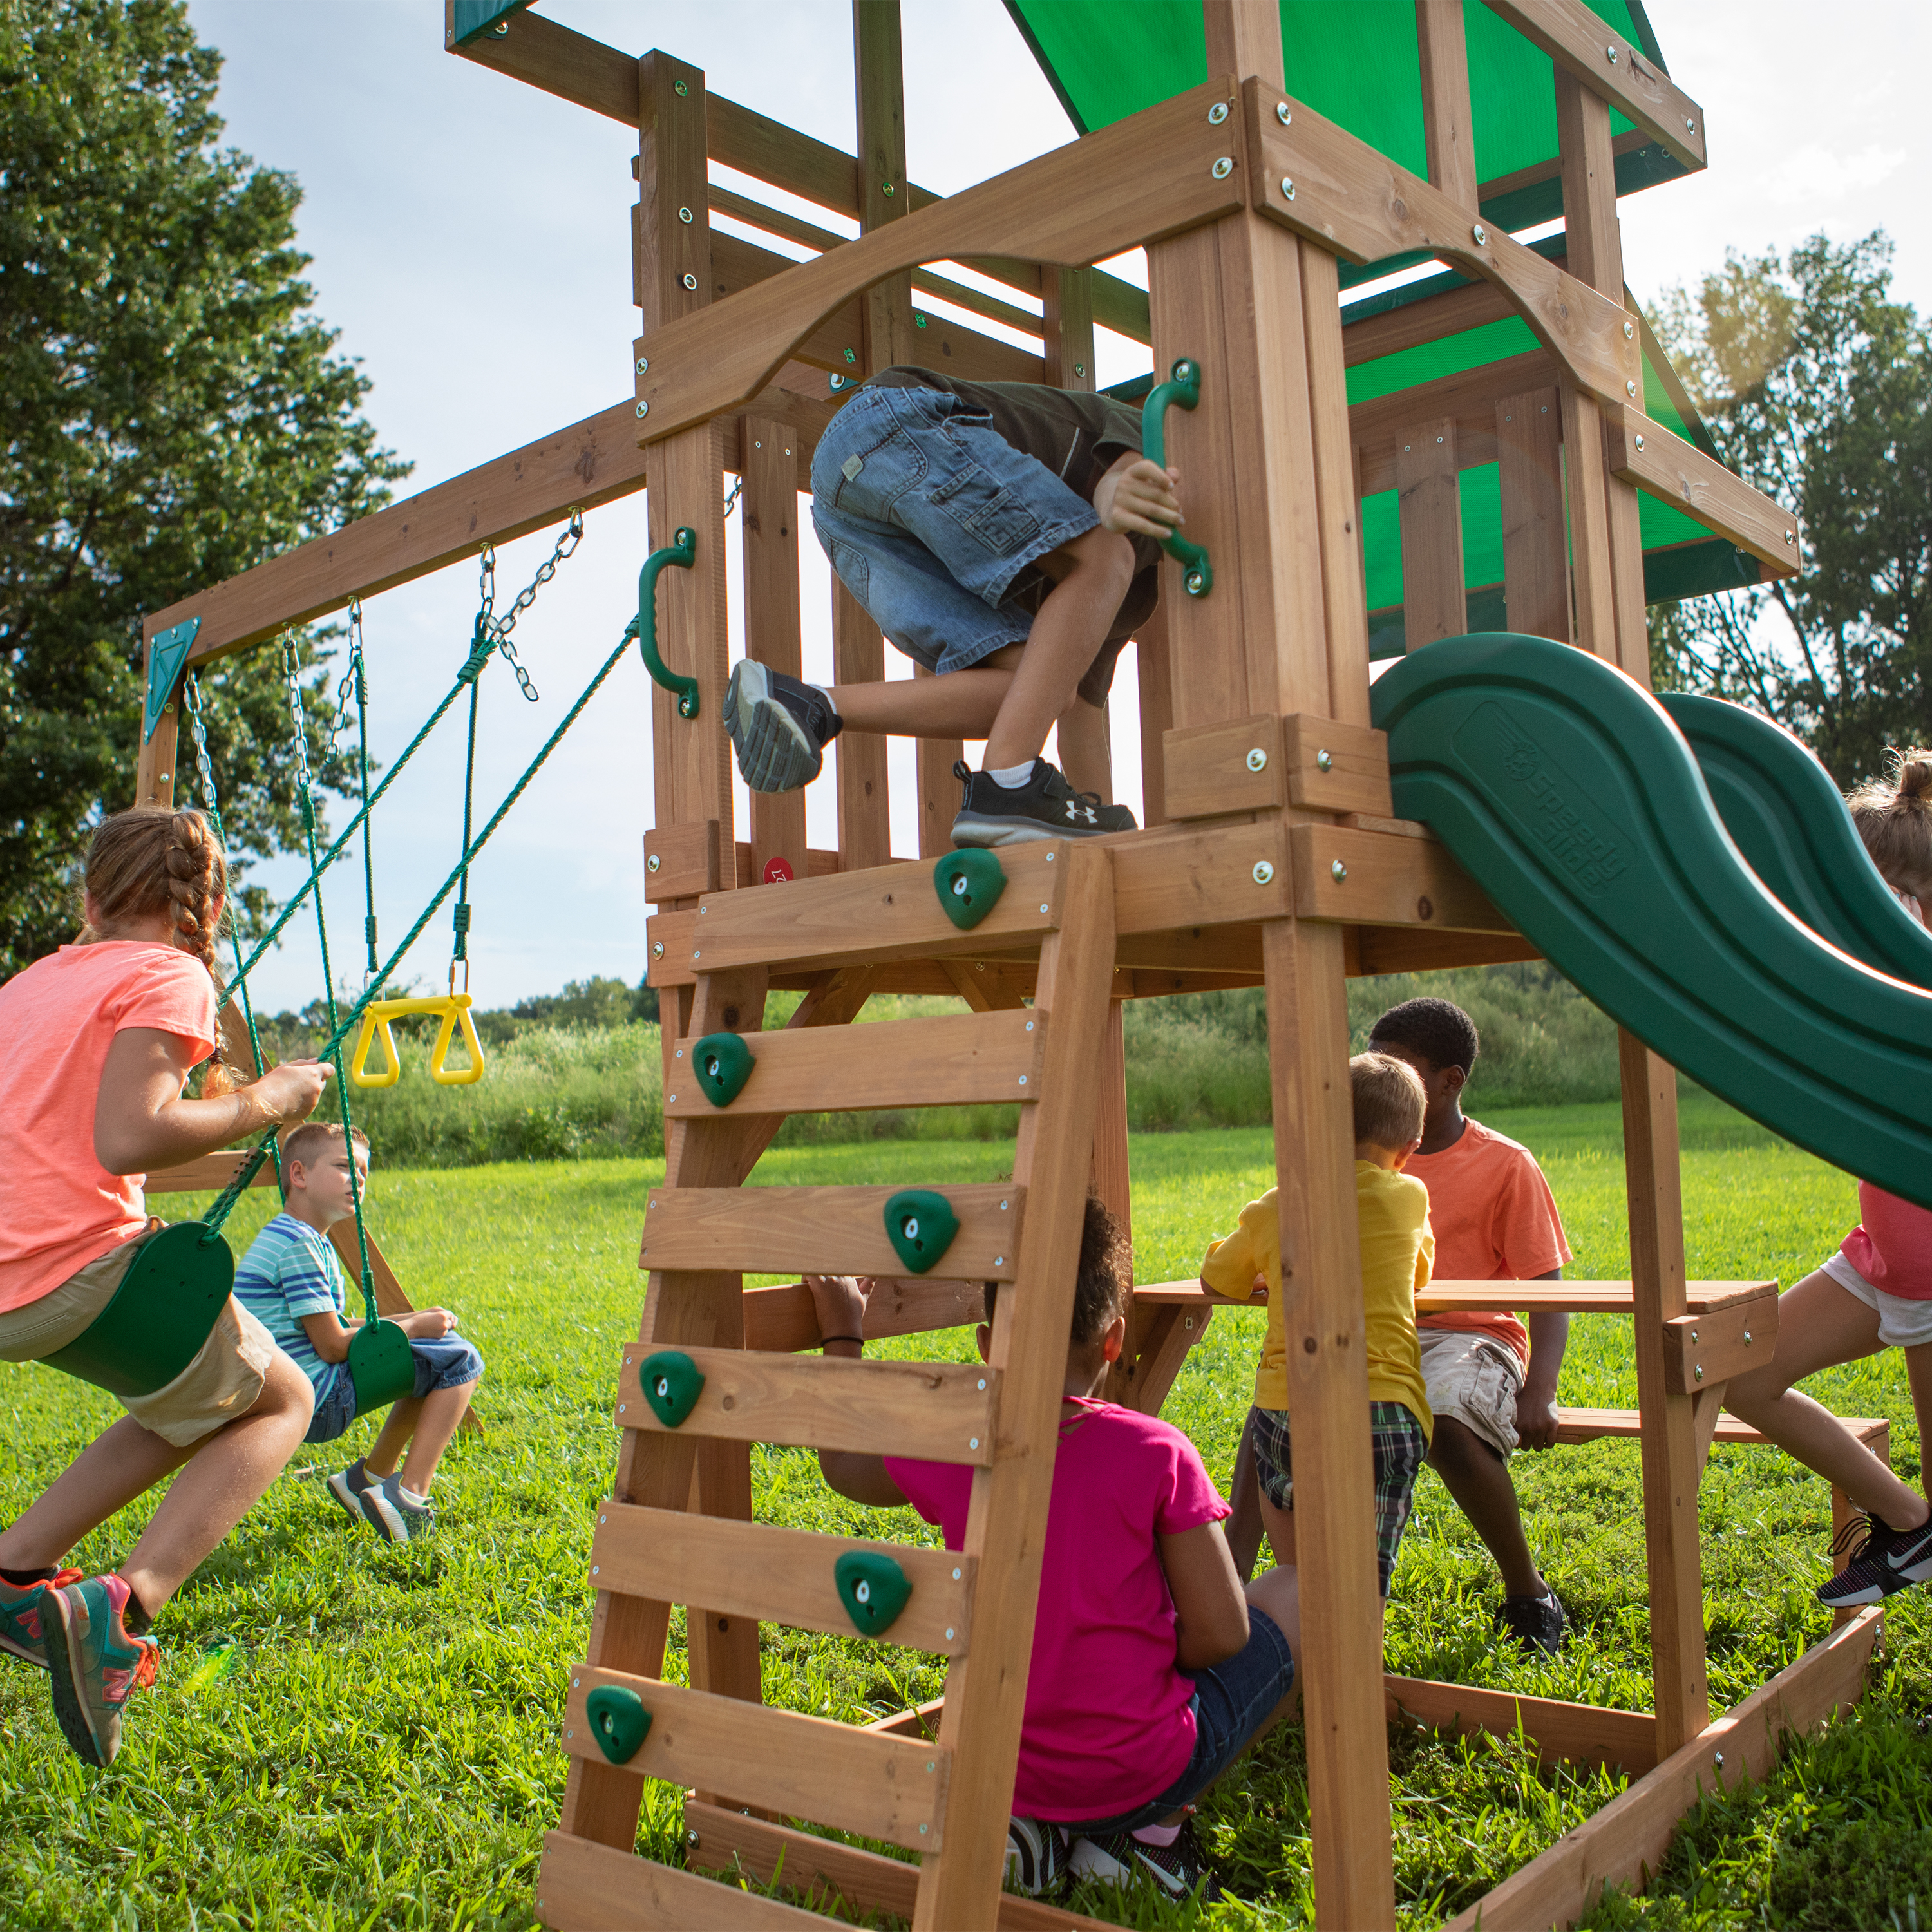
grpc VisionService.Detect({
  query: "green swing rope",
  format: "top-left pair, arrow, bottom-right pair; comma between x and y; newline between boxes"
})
327,599 -> 379,976
197,607 -> 641,1244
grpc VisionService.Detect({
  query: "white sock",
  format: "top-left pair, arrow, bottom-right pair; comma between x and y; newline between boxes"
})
399,1481 -> 428,1508
987,761 -> 1036,789
1133,1818 -> 1183,1848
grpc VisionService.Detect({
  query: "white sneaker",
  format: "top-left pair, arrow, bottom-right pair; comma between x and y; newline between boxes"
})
357,1472 -> 435,1544
326,1458 -> 379,1525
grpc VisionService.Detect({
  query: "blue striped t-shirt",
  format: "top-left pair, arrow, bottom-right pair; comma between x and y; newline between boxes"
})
233,1213 -> 354,1399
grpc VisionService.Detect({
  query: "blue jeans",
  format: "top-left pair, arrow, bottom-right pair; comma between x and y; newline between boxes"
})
810,383 -> 1100,681
1054,1605 -> 1296,1835
303,1333 -> 484,1445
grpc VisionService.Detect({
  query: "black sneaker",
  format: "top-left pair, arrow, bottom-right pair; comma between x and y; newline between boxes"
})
723,660 -> 842,792
1003,1815 -> 1070,1897
1068,1815 -> 1223,1903
949,757 -> 1137,848
1495,1587 -> 1567,1655
1817,1513 -> 1932,1607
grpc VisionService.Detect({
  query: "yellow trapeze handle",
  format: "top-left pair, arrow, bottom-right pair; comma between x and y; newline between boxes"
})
347,995 -> 486,1088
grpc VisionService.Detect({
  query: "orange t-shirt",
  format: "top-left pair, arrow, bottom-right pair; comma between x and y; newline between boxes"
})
0,942 -> 217,1312
1405,1117 -> 1571,1365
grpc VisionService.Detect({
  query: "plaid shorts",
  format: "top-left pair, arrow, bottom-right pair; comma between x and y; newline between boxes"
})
1248,1401 -> 1428,1598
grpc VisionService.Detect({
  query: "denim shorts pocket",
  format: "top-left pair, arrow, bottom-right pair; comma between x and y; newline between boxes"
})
825,535 -> 870,607
926,459 -> 1043,555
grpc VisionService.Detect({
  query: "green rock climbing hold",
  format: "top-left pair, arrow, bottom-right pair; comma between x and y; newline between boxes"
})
835,1550 -> 913,1638
585,1684 -> 652,1764
691,1030 -> 755,1107
348,1318 -> 417,1418
932,849 -> 1007,930
883,1190 -> 960,1276
640,1349 -> 705,1428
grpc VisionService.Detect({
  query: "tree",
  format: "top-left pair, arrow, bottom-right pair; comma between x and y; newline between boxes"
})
0,0 -> 408,976
1647,232 -> 1932,786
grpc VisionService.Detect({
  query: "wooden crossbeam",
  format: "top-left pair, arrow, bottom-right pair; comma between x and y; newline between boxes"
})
540,1828 -> 820,1929
1607,404 -> 1802,576
591,1503 -> 973,1655
1385,1675 -> 1657,1773
615,1344 -> 999,1464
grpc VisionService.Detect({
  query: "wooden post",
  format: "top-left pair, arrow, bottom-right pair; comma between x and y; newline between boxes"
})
636,52 -> 711,335
1496,388 -> 1571,641
1416,0 -> 1479,209
135,624 -> 182,809
833,580 -> 892,870
1620,1028 -> 1710,1754
1136,601 -> 1174,826
1045,266 -> 1096,390
1089,997 -> 1131,1238
1396,417 -> 1466,647
739,417 -> 807,884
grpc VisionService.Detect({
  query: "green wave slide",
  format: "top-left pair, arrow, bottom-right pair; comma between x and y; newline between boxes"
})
1369,634 -> 1932,1213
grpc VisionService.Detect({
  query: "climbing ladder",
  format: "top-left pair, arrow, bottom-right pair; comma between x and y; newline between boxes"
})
540,842 -> 1119,1930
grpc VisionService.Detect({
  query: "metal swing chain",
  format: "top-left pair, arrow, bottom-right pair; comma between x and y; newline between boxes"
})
475,507 -> 583,703
326,599 -> 379,973
722,474 -> 744,520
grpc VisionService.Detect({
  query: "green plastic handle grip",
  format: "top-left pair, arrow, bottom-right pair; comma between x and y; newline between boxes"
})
629,527 -> 700,717
1139,357 -> 1212,598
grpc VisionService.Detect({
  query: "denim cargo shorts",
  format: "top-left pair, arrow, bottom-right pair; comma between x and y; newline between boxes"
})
809,383 -> 1101,681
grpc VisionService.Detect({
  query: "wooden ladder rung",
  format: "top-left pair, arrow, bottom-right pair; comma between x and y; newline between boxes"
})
1557,1406 -> 1889,1450
616,1345 -> 998,1464
647,842 -> 1068,984
539,1828 -> 824,1929
665,1008 -> 1045,1118
561,1671 -> 951,1853
592,1503 -> 973,1655
742,1277 -> 987,1353
641,1184 -> 1024,1280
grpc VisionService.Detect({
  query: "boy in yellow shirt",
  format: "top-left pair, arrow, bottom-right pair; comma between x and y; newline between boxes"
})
1200,1053 -> 1434,1602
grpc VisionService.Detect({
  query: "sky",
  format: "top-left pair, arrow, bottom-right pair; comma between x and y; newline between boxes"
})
180,0 -> 1932,1013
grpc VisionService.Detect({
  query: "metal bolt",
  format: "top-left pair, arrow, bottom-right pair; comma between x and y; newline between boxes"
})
681,272 -> 698,290
1039,903 -> 1049,913
1246,747 -> 1269,773
1000,1199 -> 1009,1209
678,206 -> 693,224
1743,1331 -> 1752,1345
953,1566 -> 963,1578
652,940 -> 664,959
1624,321 -> 1635,339
1073,361 -> 1086,377
883,181 -> 895,196
1331,858 -> 1348,882
692,949 -> 700,959
945,1627 -> 955,1640
1472,223 -> 1488,246
1785,529 -> 1796,545
493,17 -> 508,32
969,1437 -> 980,1450
619,1403 -> 627,1414
1627,381 -> 1638,397
1687,116 -> 1696,132
636,401 -> 649,418
1317,747 -> 1334,772
1281,176 -> 1296,202
1713,1751 -> 1724,1768
636,357 -> 648,374
686,1828 -> 701,1848
1018,1074 -> 1027,1085
592,1564 -> 600,1577
674,78 -> 688,95
920,1824 -> 929,1836
844,346 -> 857,363
829,373 -> 848,390
667,1095 -> 676,1104
1186,569 -> 1206,594
992,1258 -> 1002,1269
647,853 -> 661,872
1691,1329 -> 1700,1343
1212,156 -> 1235,180
1253,860 -> 1275,886
1634,433 -> 1646,451
1694,1363 -> 1704,1381
1184,1316 -> 1194,1330
1606,43 -> 1618,62
1208,102 -> 1229,125
1276,102 -> 1292,126
573,1676 -> 581,1687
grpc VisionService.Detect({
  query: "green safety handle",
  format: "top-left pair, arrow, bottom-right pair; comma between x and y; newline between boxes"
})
628,527 -> 700,717
1140,358 -> 1213,598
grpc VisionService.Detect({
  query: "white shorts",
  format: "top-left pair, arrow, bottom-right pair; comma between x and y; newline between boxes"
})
1417,1328 -> 1523,1458
1821,1251 -> 1932,1348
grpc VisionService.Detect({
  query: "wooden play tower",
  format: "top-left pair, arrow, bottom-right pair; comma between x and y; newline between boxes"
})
133,2 -> 1889,1925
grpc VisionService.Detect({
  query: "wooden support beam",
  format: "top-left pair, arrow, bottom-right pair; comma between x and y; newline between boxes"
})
1089,998 -> 1131,1236
1386,1674 -> 1657,1773
739,418 -> 808,886
1607,404 -> 1802,576
1293,822 -> 1512,933
636,51 -> 711,335
134,683 -> 181,811
1495,386 -> 1571,641
540,1828 -> 821,1931
833,580 -> 893,870
1416,0 -> 1479,209
741,1274 -> 986,1353
1354,347 -> 1562,493
1135,601 -> 1175,827
1045,266 -> 1096,389
1396,415 -> 1466,646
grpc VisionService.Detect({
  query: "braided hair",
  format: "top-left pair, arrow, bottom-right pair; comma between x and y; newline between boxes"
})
79,805 -> 232,1085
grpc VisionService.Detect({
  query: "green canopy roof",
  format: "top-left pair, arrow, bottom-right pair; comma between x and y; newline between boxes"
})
1018,0 -> 1750,633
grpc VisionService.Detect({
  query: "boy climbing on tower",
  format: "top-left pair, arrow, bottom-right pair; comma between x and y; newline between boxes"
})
232,1123 -> 482,1543
803,1197 -> 1298,1905
723,368 -> 1185,847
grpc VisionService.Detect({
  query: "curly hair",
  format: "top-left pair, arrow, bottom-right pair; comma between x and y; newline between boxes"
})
1368,995 -> 1479,1076
981,1194 -> 1131,1349
1846,748 -> 1932,903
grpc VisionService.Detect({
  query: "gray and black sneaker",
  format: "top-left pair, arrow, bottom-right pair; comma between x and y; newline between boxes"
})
723,659 -> 842,792
1068,1815 -> 1222,1903
1495,1586 -> 1567,1655
1003,1815 -> 1071,1897
1817,1512 -> 1932,1607
326,1457 -> 379,1526
358,1472 -> 436,1544
950,758 -> 1137,848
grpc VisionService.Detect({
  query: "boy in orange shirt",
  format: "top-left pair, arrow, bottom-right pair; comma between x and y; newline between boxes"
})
1369,996 -> 1573,1653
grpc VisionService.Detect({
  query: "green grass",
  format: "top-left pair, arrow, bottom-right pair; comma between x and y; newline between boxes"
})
3,1097 -> 1928,1929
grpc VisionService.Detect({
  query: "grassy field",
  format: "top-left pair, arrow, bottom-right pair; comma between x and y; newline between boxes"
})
4,1094 -> 1931,1929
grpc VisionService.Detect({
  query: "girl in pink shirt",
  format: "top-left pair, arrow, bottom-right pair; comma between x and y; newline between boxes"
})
804,1197 -> 1299,1908
1727,749 -> 1932,1609
0,807 -> 328,1766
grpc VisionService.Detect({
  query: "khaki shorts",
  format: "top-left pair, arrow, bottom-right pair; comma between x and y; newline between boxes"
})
0,1229 -> 276,1447
1418,1328 -> 1524,1459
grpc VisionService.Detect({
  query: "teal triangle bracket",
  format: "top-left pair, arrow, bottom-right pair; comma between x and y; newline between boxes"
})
144,618 -> 201,744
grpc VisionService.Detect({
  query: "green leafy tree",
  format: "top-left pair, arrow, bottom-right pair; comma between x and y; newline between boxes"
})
0,0 -> 408,976
1647,231 -> 1932,784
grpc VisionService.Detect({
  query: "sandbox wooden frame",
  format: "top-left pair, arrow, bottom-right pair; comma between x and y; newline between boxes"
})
130,4 -> 1881,1926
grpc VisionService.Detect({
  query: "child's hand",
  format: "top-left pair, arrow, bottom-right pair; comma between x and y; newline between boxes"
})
405,1307 -> 458,1339
251,1058 -> 333,1124
1515,1383 -> 1560,1451
804,1275 -> 870,1350
1095,453 -> 1184,539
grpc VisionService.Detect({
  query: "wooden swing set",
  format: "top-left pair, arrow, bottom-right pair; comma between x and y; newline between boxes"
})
129,1 -> 1899,1925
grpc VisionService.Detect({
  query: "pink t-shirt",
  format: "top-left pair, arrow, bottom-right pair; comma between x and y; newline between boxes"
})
1842,1186 -> 1932,1301
0,942 -> 218,1312
884,1398 -> 1229,1821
